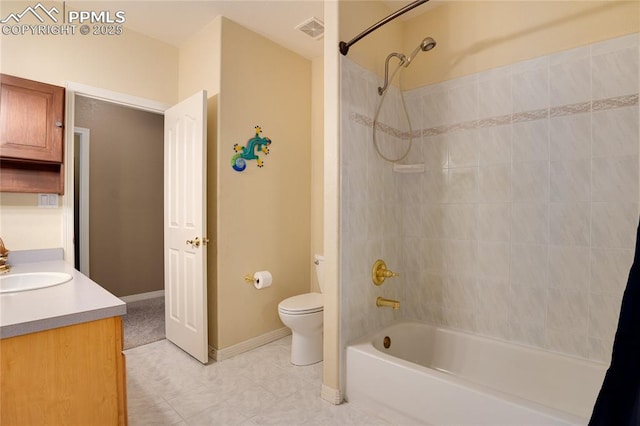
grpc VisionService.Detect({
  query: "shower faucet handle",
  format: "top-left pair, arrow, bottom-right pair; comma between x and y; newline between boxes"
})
372,259 -> 399,286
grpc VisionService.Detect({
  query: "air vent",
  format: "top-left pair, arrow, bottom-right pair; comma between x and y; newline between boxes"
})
295,17 -> 324,40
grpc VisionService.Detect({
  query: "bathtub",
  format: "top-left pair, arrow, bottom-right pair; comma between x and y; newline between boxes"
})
345,321 -> 607,425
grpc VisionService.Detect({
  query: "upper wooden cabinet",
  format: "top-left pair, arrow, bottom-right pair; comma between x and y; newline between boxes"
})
0,74 -> 65,194
0,74 -> 65,163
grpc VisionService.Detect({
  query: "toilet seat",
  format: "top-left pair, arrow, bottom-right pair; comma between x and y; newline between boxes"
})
278,292 -> 323,315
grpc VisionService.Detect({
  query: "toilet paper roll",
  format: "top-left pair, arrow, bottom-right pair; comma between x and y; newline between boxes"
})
253,270 -> 272,289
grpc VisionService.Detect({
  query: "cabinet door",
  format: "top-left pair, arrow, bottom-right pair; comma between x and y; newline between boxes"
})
0,317 -> 127,425
0,74 -> 65,163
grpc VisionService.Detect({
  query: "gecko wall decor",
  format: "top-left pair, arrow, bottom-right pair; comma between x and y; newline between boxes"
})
231,126 -> 272,172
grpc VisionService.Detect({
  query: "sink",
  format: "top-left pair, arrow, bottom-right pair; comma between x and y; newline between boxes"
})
0,272 -> 73,294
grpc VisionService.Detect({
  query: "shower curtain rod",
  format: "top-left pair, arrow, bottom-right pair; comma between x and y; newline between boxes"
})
339,0 -> 430,56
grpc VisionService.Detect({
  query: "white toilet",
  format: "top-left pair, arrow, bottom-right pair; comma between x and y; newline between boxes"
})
278,254 -> 324,366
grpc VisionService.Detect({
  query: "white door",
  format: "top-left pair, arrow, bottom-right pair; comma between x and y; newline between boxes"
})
164,90 -> 208,364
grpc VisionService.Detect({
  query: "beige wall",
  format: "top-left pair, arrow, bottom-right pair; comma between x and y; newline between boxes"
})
75,96 -> 164,297
178,17 -> 222,102
310,56 -> 324,293
339,0 -> 403,77
403,0 -> 640,89
323,0 -> 341,400
0,193 -> 63,250
179,16 -> 316,351
335,1 -> 640,91
215,18 -> 312,349
206,95 -> 220,349
0,1 -> 179,252
0,2 -> 178,104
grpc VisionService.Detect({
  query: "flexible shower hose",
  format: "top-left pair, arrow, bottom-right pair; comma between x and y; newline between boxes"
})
372,62 -> 414,163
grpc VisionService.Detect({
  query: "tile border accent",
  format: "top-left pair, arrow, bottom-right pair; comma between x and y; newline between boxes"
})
351,93 -> 639,140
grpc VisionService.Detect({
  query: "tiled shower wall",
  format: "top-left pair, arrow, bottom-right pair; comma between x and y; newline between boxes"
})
340,33 -> 640,363
340,59 -> 404,347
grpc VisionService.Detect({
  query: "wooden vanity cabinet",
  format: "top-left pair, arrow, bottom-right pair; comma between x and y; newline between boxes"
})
0,316 -> 128,425
0,74 -> 65,194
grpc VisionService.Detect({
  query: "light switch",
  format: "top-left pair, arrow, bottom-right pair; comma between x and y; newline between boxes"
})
38,194 -> 59,208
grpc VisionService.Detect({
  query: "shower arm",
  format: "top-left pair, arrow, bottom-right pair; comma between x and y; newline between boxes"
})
378,53 -> 406,96
339,0 -> 430,56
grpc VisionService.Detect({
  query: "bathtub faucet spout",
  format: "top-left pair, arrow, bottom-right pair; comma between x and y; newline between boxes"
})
376,297 -> 400,310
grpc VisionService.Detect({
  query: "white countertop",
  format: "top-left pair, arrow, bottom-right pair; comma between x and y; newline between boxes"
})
0,249 -> 126,339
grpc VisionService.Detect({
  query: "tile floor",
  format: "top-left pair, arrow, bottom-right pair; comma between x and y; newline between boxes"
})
125,336 -> 390,425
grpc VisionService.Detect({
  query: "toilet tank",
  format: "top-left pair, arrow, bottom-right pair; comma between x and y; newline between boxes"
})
314,254 -> 325,293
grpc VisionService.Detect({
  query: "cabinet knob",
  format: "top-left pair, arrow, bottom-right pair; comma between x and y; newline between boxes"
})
55,121 -> 63,128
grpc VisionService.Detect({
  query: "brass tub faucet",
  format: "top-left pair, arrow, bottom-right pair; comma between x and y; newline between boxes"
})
376,296 -> 400,310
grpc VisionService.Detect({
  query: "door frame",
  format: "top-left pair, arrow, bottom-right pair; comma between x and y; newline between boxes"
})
74,126 -> 90,275
62,83 -> 170,268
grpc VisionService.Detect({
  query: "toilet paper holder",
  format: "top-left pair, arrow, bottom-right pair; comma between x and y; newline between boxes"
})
243,270 -> 273,289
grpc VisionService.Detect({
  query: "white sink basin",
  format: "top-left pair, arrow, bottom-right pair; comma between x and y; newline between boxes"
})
0,272 -> 73,293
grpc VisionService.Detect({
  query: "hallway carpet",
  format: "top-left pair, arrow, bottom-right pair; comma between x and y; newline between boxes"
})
123,297 -> 165,350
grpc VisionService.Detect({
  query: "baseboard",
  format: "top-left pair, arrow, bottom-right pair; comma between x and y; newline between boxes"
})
209,327 -> 291,361
321,384 -> 343,405
120,290 -> 164,303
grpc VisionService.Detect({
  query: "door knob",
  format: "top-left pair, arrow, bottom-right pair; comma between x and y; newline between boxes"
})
186,237 -> 201,248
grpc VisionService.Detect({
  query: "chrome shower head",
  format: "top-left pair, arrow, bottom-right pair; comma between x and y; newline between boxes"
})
421,37 -> 437,52
404,36 -> 437,67
378,36 -> 437,95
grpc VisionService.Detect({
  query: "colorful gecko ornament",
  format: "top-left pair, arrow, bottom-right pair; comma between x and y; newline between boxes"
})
231,126 -> 272,172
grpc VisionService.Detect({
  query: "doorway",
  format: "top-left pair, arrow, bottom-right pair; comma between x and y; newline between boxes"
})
73,95 -> 165,298
63,85 -> 210,360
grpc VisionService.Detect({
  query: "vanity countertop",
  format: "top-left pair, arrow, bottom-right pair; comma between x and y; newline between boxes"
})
0,249 -> 126,339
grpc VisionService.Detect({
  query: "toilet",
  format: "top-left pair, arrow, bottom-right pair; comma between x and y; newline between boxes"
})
278,254 -> 324,366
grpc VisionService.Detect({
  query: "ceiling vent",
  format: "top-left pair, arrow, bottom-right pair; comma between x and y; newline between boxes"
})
295,17 -> 324,40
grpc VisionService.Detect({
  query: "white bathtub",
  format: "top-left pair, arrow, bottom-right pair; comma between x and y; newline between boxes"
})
345,321 -> 607,425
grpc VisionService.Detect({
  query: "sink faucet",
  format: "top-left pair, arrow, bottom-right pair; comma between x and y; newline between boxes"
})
0,237 -> 9,274
376,296 -> 400,310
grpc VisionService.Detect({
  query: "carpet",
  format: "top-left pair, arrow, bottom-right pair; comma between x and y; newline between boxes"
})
122,297 -> 165,350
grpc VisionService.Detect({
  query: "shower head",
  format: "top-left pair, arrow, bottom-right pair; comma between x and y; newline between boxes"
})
377,36 -> 437,96
421,37 -> 437,52
404,36 -> 437,67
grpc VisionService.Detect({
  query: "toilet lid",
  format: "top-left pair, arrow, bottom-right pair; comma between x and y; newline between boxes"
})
278,292 -> 323,314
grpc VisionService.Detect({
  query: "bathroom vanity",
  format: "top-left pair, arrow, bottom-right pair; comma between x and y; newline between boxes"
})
0,249 -> 127,425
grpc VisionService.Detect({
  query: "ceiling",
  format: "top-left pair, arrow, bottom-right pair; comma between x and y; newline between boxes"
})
68,1 -> 426,60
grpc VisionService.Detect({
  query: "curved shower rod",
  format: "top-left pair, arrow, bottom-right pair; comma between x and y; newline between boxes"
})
339,0 -> 430,56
